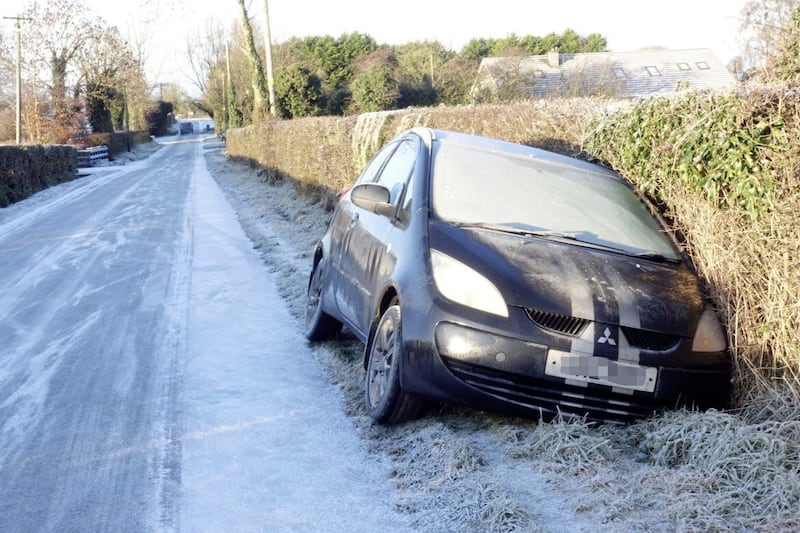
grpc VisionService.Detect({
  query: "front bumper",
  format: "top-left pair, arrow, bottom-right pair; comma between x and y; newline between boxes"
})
401,319 -> 730,424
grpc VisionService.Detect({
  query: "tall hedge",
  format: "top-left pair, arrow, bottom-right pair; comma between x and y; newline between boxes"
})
226,97 -> 612,206
586,88 -> 800,398
0,145 -> 77,207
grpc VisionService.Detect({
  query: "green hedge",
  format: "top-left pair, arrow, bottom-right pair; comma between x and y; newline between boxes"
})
0,144 -> 77,207
586,89 -> 796,221
585,87 -> 800,398
0,131 -> 152,208
226,98 -> 612,207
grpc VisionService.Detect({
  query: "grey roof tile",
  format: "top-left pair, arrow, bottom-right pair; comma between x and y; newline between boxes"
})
476,48 -> 737,98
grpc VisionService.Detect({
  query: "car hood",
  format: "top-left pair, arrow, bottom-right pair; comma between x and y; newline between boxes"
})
429,222 -> 705,336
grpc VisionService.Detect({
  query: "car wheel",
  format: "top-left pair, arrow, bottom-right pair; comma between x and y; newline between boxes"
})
304,259 -> 342,341
365,303 -> 423,424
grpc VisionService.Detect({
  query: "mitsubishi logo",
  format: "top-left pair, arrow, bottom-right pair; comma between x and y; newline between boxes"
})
597,327 -> 617,346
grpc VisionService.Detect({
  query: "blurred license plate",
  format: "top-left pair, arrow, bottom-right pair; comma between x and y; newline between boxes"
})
545,351 -> 657,392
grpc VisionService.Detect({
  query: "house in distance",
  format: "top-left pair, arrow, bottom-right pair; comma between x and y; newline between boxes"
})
472,48 -> 737,101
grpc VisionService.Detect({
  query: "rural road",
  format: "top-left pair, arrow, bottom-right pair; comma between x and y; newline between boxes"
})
0,138 -> 412,532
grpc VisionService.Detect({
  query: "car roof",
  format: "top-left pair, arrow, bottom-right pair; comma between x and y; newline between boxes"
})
406,127 -> 623,182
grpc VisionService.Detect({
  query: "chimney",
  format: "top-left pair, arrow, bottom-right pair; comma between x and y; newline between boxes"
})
548,48 -> 560,67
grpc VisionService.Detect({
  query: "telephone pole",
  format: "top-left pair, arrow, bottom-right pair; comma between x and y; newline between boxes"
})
3,15 -> 31,144
261,0 -> 276,117
225,42 -> 232,129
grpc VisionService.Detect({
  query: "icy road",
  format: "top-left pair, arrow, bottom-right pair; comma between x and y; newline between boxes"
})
0,139 -> 413,532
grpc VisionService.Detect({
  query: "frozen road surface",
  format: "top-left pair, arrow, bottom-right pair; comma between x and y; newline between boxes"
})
0,139 -> 412,532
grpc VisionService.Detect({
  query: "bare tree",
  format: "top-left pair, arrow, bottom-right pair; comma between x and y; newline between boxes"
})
0,27 -> 10,72
765,2 -> 800,81
0,27 -> 13,105
560,59 -> 625,98
739,0 -> 796,70
119,22 -> 156,131
186,19 -> 228,96
472,57 -> 531,103
22,0 -> 106,100
0,28 -> 14,141
197,27 -> 257,128
20,0 -> 105,142
15,0 -> 153,142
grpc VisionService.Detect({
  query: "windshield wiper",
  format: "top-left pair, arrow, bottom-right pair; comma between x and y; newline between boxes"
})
455,222 -> 680,263
454,222 -> 579,240
631,252 -> 681,264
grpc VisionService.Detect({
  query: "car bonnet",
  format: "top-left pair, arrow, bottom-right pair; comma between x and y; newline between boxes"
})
430,222 -> 705,338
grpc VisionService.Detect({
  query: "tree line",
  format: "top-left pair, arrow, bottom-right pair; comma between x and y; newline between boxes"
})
191,0 -> 800,130
1,0 -> 798,144
190,16 -> 609,127
0,0 -> 171,144
187,0 -> 797,128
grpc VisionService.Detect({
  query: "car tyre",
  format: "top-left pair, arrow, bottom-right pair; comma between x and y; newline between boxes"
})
365,303 -> 423,424
304,259 -> 342,341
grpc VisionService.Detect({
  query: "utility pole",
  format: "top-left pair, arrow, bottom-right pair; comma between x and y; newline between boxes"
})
222,43 -> 229,132
225,42 -> 232,129
261,0 -> 276,117
3,15 -> 31,144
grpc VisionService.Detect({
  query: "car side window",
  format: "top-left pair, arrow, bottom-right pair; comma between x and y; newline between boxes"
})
356,142 -> 398,186
375,139 -> 417,206
401,172 -> 414,213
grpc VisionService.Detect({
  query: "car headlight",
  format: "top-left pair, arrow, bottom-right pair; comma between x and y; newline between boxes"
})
692,308 -> 727,352
430,249 -> 508,318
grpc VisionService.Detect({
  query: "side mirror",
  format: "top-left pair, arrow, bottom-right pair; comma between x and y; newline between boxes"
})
351,183 -> 396,218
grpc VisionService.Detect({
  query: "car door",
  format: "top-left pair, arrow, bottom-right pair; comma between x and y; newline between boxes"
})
331,140 -> 398,328
336,136 -> 419,334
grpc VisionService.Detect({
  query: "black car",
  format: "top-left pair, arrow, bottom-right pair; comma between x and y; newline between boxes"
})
304,128 -> 730,425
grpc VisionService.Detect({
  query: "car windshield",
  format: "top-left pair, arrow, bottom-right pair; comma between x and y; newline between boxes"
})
430,143 -> 680,261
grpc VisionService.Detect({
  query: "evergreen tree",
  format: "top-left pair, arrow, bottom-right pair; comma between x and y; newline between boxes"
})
275,66 -> 322,118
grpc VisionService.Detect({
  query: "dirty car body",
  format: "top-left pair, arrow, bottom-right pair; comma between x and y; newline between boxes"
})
304,128 -> 730,424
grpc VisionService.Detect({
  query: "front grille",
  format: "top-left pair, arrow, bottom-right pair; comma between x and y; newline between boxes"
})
526,308 -> 588,337
622,328 -> 680,351
526,308 -> 680,352
443,358 -> 664,424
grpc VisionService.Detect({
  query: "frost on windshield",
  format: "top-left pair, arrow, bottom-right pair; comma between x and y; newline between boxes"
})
430,144 -> 678,260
